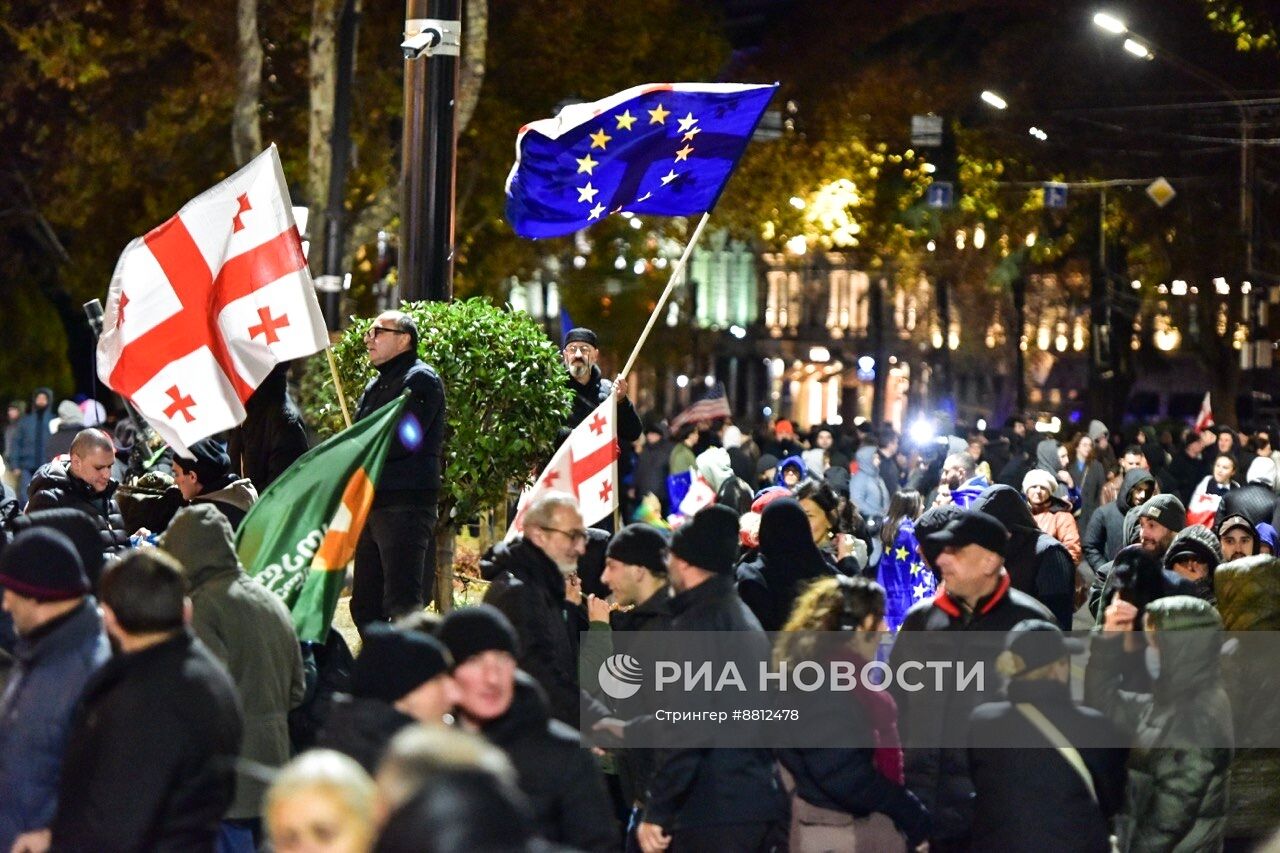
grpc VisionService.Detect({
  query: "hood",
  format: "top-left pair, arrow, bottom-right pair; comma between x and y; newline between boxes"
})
30,386 -> 54,411
1118,467 -> 1157,511
194,477 -> 258,513
970,483 -> 1038,535
775,454 -> 807,486
1214,555 -> 1280,630
757,497 -> 829,581
56,400 -> 84,426
854,445 -> 879,468
696,446 -> 735,491
1088,420 -> 1109,442
1034,439 -> 1062,474
158,503 -> 241,589
1146,596 -> 1223,701
1163,524 -> 1223,571
482,671 -> 550,743
1246,455 -> 1279,488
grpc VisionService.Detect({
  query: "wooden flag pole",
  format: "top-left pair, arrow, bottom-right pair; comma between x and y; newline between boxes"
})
618,211 -> 712,382
326,347 -> 353,428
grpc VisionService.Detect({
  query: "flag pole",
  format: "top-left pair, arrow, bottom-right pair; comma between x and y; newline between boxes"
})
325,347 -> 353,428
618,211 -> 712,381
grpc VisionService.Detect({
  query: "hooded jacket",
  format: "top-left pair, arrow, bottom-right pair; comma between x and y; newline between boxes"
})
849,446 -> 890,521
26,460 -> 130,558
735,498 -> 835,631
45,400 -> 84,461
191,473 -> 258,531
481,538 -> 581,726
1084,468 -> 1156,569
1026,471 -> 1083,564
697,446 -> 751,514
1084,597 -> 1233,853
1217,457 -> 1277,529
158,504 -> 305,819
1214,555 -> 1280,842
480,672 -> 618,852
7,387 -> 54,473
970,485 -> 1076,628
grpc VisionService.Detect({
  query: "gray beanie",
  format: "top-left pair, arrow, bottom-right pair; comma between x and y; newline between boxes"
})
1138,494 -> 1187,534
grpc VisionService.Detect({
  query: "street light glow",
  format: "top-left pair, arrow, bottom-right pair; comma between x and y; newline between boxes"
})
1123,38 -> 1152,59
1028,126 -> 1048,141
1093,11 -> 1127,34
980,90 -> 1008,110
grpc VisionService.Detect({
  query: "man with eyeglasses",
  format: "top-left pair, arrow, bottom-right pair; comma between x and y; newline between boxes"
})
480,491 -> 592,726
351,310 -> 446,634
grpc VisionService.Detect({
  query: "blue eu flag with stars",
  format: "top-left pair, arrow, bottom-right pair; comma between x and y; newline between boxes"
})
505,82 -> 778,239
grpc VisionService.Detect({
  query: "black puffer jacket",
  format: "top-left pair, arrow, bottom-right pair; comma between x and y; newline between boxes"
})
1083,468 -> 1156,569
25,461 -> 129,557
481,538 -> 581,726
228,364 -> 309,494
970,485 -> 1075,628
354,350 -> 445,502
480,673 -> 618,852
1217,481 -> 1277,529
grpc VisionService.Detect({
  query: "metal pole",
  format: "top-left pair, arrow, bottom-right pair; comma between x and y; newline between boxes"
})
1012,275 -> 1027,413
400,0 -> 460,303
320,0 -> 360,329
870,272 -> 888,431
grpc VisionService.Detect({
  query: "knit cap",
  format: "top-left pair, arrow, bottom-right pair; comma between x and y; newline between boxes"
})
0,528 -> 89,601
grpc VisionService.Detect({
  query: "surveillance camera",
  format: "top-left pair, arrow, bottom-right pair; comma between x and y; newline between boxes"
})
401,29 -> 440,60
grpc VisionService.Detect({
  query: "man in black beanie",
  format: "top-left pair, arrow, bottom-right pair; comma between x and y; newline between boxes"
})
438,604 -> 618,852
636,504 -> 788,853
171,438 -> 258,530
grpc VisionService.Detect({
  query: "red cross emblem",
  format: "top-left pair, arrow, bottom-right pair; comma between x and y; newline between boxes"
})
598,479 -> 613,502
588,412 -> 608,435
163,385 -> 197,423
542,469 -> 561,488
232,194 -> 252,232
248,306 -> 290,344
117,293 -> 130,327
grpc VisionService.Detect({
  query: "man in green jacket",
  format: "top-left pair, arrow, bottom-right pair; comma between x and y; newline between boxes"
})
159,504 -> 305,843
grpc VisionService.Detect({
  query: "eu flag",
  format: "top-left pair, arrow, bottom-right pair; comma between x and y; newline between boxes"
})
505,82 -> 778,239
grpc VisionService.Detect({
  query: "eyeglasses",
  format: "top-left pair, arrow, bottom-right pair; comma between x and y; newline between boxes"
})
539,526 -> 589,545
564,344 -> 595,355
365,325 -> 409,338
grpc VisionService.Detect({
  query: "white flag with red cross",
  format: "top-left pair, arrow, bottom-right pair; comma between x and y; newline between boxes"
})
96,146 -> 328,455
506,394 -> 619,539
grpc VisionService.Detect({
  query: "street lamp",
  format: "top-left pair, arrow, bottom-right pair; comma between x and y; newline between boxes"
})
980,90 -> 1008,110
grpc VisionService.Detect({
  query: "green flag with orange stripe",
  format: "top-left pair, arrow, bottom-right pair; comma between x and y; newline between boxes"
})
236,395 -> 408,642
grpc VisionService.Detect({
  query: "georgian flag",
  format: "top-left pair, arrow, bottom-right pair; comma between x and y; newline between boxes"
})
96,145 -> 328,455
507,395 -> 619,539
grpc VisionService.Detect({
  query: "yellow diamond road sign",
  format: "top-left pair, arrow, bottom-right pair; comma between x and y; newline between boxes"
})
1146,177 -> 1176,208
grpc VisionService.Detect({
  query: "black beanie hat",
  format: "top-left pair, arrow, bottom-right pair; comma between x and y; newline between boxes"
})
670,504 -> 740,575
438,604 -> 520,667
175,438 -> 231,487
606,524 -> 670,576
564,328 -> 598,348
10,509 -> 108,588
350,624 -> 453,704
0,527 -> 89,602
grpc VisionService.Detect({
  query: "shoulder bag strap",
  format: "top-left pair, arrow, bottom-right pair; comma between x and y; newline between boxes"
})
1015,702 -> 1098,803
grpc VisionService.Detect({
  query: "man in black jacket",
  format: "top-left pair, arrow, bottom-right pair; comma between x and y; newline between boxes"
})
889,508 -> 1055,851
227,362 -> 309,494
482,492 -> 588,726
439,605 -> 618,852
1082,467 -> 1155,570
637,504 -> 788,853
351,310 -> 446,630
50,549 -> 243,851
970,484 -> 1076,628
26,429 -> 129,560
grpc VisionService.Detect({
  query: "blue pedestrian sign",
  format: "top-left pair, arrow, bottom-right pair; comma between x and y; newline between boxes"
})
1043,182 -> 1068,208
926,182 -> 954,209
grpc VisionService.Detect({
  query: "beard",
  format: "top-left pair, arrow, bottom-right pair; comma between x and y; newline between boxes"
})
568,360 -> 591,381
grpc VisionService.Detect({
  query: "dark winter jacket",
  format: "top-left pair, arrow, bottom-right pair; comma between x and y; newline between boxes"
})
1084,597 -> 1233,853
480,672 -> 618,852
158,504 -> 305,819
228,364 -> 309,494
559,365 -> 643,475
643,574 -> 788,832
0,600 -> 110,848
968,678 -> 1128,853
889,574 -> 1054,841
970,485 -> 1075,628
735,498 -> 835,631
482,538 -> 581,726
1217,481 -> 1277,530
1073,456 -> 1107,532
1083,468 -> 1156,569
7,388 -> 54,473
1167,448 -> 1209,504
1214,555 -> 1280,843
51,630 -> 244,852
315,693 -> 413,773
634,438 -> 673,512
354,349 -> 445,504
26,460 -> 130,558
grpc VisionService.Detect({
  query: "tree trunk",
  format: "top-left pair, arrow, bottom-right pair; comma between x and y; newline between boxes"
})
231,0 -> 263,166
434,527 -> 455,614
457,0 -> 488,134
309,0 -> 339,273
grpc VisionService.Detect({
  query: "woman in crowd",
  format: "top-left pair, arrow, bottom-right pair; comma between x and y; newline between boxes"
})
875,490 -> 930,632
795,478 -> 870,575
1069,433 -> 1106,532
775,576 -> 930,852
265,750 -> 378,853
1189,454 -> 1241,526
1024,469 -> 1083,566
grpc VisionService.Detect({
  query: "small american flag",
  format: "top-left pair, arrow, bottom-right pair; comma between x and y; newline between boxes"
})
669,383 -> 732,431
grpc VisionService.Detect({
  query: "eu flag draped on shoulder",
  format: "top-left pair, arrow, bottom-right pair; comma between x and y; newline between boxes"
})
96,146 -> 329,455
505,82 -> 777,239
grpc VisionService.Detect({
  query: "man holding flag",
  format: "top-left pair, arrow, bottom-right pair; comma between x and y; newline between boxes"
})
350,310 -> 446,632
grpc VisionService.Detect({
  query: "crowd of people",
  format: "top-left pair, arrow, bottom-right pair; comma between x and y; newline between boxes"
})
3,322 -> 1280,852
